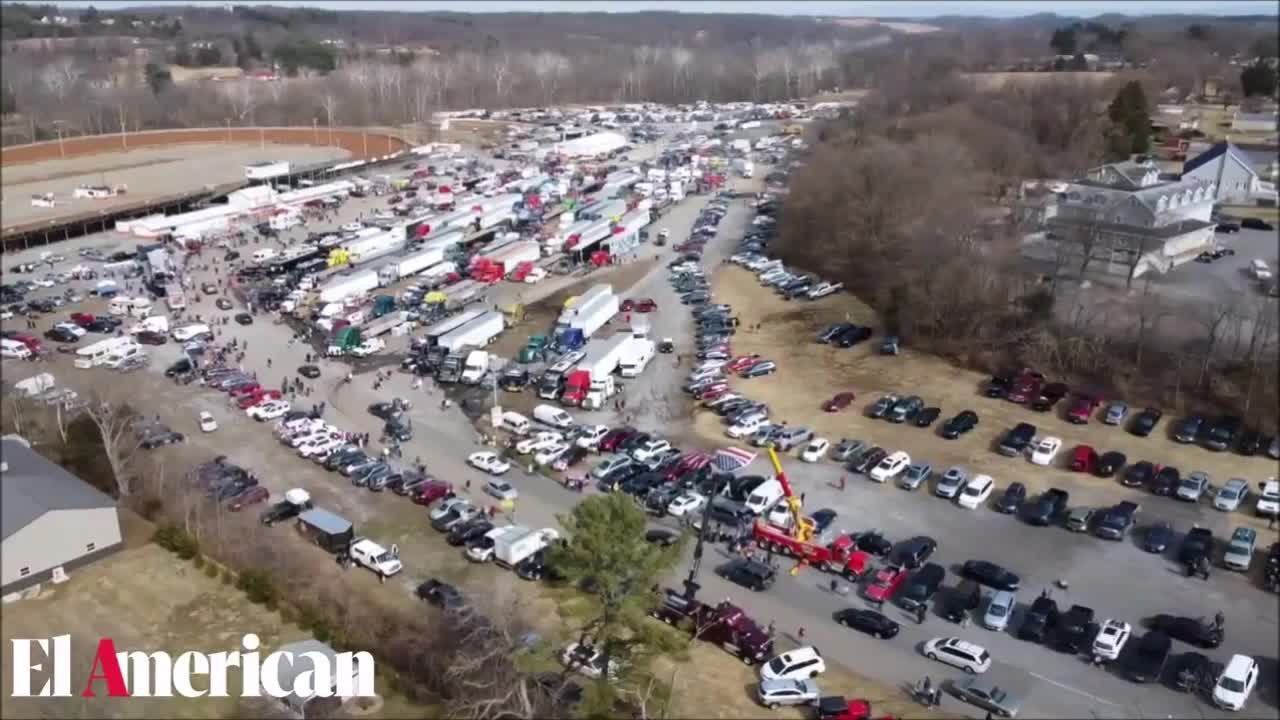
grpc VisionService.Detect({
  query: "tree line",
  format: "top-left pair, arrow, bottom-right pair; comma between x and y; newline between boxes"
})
777,70 -> 1278,431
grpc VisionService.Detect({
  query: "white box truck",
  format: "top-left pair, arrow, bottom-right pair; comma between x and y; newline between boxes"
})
494,527 -> 559,569
559,284 -> 613,323
437,311 -> 504,353
422,308 -> 483,345
617,337 -> 655,378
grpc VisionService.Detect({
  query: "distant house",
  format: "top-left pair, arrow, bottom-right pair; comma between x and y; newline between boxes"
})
1231,111 -> 1279,133
1,436 -> 123,596
1021,159 -> 1218,278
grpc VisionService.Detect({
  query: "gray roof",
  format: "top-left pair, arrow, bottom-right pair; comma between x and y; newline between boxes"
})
298,508 -> 352,535
2,438 -> 116,540
273,640 -> 340,702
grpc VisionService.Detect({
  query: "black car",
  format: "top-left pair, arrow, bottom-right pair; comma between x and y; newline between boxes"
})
1095,451 -> 1126,477
234,313 -> 253,325
940,580 -> 982,624
716,558 -> 776,591
498,368 -> 530,391
1150,466 -> 1179,496
1173,415 -> 1205,443
368,402 -> 403,420
140,429 -> 185,449
998,423 -> 1036,456
1030,382 -> 1069,412
1171,652 -> 1220,693
1204,415 -> 1241,451
1178,527 -> 1215,566
852,447 -> 887,474
888,536 -> 937,570
85,319 -> 115,333
818,323 -> 854,344
810,509 -> 838,536
1124,631 -> 1172,683
983,370 -> 1015,398
960,560 -> 1020,591
1241,217 -> 1274,230
1122,461 -> 1156,488
1141,522 -> 1174,553
164,358 -> 194,377
515,549 -> 566,582
1237,429 -> 1264,456
136,331 -> 167,346
1025,488 -> 1068,526
644,528 -> 679,547
1053,605 -> 1096,654
43,326 -> 78,343
1148,614 -> 1223,649
298,364 -> 321,379
416,578 -> 465,609
832,325 -> 872,348
1129,408 -> 1163,437
442,517 -> 491,548
913,407 -> 941,428
941,410 -> 979,439
1018,595 -> 1059,643
854,531 -> 893,557
994,482 -> 1026,514
833,608 -> 900,639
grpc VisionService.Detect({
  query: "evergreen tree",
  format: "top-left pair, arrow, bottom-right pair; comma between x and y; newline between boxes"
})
1106,81 -> 1150,159
546,493 -> 686,717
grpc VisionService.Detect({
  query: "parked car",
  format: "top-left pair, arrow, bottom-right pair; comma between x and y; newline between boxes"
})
993,482 -> 1026,514
832,608 -> 900,639
949,677 -> 1021,718
1103,401 -> 1129,425
922,637 -> 991,674
961,560 -> 1020,591
1222,527 -> 1257,571
941,410 -> 979,439
716,558 -> 776,591
1141,521 -> 1174,553
982,590 -> 1017,632
761,646 -> 826,681
898,463 -> 932,491
935,466 -> 968,499
1095,451 -> 1126,477
756,678 -> 821,709
1130,407 -> 1163,437
1177,471 -> 1211,502
1214,478 -> 1250,512
1212,654 -> 1259,711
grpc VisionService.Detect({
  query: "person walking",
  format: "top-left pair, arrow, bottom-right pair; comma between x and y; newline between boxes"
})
797,626 -> 805,642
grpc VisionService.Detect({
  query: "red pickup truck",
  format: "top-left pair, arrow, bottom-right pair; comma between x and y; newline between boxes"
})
864,566 -> 909,605
1004,370 -> 1044,404
1068,392 -> 1104,424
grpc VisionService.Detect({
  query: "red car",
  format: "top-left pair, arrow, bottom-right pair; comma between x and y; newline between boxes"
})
598,428 -> 637,453
864,566 -> 908,604
818,697 -> 874,720
1067,393 -> 1103,424
1070,445 -> 1098,473
228,383 -> 263,398
412,480 -> 454,506
227,486 -> 269,511
70,312 -> 95,327
693,383 -> 729,400
725,355 -> 759,372
634,298 -> 658,313
664,452 -> 711,482
620,299 -> 636,312
823,392 -> 856,412
1005,370 -> 1045,404
236,389 -> 283,409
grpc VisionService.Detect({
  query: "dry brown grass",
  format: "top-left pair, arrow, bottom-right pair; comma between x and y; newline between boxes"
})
168,65 -> 245,83
963,71 -> 1117,91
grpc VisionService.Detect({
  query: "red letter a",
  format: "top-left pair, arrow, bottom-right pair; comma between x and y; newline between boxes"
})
82,639 -> 129,697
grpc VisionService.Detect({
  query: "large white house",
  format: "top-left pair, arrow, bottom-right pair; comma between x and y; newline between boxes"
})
1021,159 -> 1218,279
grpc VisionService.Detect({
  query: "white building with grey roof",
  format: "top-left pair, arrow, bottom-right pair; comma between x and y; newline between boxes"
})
1020,159 -> 1218,279
1,436 -> 123,595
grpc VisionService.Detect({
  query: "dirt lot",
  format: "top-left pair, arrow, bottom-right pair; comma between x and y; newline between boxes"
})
694,266 -> 1278,533
0,127 -> 410,167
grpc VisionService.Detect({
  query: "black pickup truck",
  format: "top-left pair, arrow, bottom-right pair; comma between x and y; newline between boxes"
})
1017,594 -> 1059,643
1094,501 -> 1139,540
1123,631 -> 1172,683
998,423 -> 1037,457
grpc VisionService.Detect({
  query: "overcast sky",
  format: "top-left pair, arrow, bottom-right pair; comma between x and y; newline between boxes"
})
46,1 -> 1280,18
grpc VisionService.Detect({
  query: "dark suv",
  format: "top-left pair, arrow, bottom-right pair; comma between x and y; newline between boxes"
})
998,423 -> 1036,456
1204,415 -> 1241,451
888,536 -> 938,569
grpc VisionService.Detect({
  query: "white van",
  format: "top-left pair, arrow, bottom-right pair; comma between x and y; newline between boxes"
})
172,323 -> 211,342
497,411 -> 531,436
130,315 -> 170,335
1249,259 -> 1272,281
533,404 -> 574,430
75,337 -> 135,368
1,338 -> 32,360
252,248 -> 279,263
743,478 -> 784,515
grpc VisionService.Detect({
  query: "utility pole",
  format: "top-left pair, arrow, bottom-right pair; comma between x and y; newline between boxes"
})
682,470 -> 732,602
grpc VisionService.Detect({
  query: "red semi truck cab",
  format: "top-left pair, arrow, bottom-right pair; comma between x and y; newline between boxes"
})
561,369 -> 590,406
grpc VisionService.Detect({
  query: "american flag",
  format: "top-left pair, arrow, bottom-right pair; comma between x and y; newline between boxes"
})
711,446 -> 757,473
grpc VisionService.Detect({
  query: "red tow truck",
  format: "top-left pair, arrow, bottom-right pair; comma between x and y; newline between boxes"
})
752,523 -> 875,581
650,590 -> 774,665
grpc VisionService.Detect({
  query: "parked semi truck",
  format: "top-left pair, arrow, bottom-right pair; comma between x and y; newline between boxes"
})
421,308 -> 484,346
617,337 -> 655,378
538,351 -> 585,400
378,247 -> 445,286
561,334 -> 630,406
437,311 -> 504,354
319,269 -> 380,304
565,293 -> 619,340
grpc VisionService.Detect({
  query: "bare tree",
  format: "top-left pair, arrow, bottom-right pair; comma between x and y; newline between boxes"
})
491,53 -> 512,104
81,398 -> 138,497
319,91 -> 341,133
530,51 -> 567,106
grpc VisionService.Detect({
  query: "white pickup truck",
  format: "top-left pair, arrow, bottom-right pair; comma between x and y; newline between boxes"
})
349,338 -> 386,358
342,538 -> 402,582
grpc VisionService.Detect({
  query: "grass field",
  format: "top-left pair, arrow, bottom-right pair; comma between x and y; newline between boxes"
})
963,71 -> 1118,91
